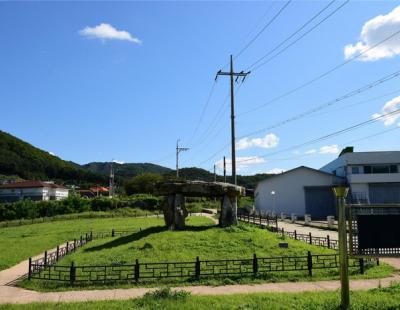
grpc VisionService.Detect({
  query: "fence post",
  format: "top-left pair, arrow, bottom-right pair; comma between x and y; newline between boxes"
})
56,246 -> 59,261
28,257 -> 32,280
309,232 -> 312,245
267,215 -> 270,226
275,216 -> 278,231
44,251 -> 47,267
259,214 -> 262,227
80,235 -> 83,246
69,261 -> 76,286
85,233 -> 88,243
307,251 -> 313,277
112,229 -> 115,237
253,254 -> 258,276
134,259 -> 140,282
90,231 -> 93,241
359,258 -> 364,274
327,235 -> 330,249
376,258 -> 380,266
294,230 -> 297,240
74,239 -> 76,252
195,256 -> 201,280
66,241 -> 69,254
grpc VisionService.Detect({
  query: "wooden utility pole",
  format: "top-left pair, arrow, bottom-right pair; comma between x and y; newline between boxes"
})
214,164 -> 216,182
176,139 -> 189,178
216,55 -> 250,185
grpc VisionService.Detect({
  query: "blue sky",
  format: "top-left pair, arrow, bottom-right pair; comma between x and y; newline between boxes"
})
1,1 -> 400,175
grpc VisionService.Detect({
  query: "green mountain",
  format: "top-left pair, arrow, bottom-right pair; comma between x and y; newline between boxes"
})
0,130 -> 271,189
0,130 -> 106,185
82,162 -> 172,179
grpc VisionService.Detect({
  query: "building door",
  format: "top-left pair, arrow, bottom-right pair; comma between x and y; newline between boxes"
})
369,183 -> 400,204
304,186 -> 336,219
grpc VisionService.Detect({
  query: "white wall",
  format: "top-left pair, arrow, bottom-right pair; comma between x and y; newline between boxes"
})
255,168 -> 338,216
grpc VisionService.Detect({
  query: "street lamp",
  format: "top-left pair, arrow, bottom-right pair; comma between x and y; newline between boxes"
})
271,190 -> 276,216
333,186 -> 350,310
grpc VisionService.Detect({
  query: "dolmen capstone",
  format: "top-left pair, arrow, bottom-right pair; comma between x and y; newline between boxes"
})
154,180 -> 245,230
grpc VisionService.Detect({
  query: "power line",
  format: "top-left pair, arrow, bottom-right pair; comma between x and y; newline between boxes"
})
188,81 -> 217,145
248,0 -> 348,71
236,69 -> 400,140
247,0 -> 338,71
239,26 -> 400,117
236,108 -> 400,164
196,70 -> 400,166
265,126 -> 400,164
233,0 -> 292,60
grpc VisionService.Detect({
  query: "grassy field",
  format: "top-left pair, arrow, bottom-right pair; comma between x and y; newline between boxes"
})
0,215 -> 163,270
18,216 -> 392,291
2,284 -> 400,309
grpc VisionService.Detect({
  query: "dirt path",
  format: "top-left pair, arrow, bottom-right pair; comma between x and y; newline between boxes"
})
1,273 -> 399,304
1,214 -> 399,304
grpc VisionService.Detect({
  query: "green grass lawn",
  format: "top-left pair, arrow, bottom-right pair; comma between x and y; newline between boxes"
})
2,283 -> 400,309
0,215 -> 163,270
18,216 -> 392,291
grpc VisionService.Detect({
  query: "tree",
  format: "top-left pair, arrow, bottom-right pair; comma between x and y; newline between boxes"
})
124,173 -> 163,195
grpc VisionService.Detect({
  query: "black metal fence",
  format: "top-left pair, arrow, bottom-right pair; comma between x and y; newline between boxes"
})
237,213 -> 339,250
29,252 -> 373,285
28,228 -> 138,278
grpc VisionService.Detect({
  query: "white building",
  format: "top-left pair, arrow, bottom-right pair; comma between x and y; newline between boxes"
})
254,166 -> 344,219
0,180 -> 69,203
320,149 -> 400,204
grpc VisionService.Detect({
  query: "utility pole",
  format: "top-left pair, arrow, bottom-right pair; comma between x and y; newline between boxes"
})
109,161 -> 115,198
216,55 -> 250,185
213,164 -> 216,182
176,139 -> 189,178
223,156 -> 226,183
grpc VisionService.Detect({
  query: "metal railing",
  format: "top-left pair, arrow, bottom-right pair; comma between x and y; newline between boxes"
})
29,252 -> 373,285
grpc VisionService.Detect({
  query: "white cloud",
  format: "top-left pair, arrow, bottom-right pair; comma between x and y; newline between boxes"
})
215,156 -> 265,173
112,159 -> 124,164
304,149 -> 317,155
267,168 -> 286,174
372,95 -> 400,126
344,6 -> 400,61
79,23 -> 142,44
319,145 -> 339,154
236,133 -> 279,150
48,151 -> 55,156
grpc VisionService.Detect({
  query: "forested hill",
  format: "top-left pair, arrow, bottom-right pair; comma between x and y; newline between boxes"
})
83,162 -> 172,179
0,130 -> 106,185
0,130 -> 272,189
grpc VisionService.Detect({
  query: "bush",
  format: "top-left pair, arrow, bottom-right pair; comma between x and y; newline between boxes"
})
0,194 -> 162,221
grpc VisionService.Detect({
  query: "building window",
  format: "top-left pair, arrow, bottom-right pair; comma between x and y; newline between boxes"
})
351,167 -> 360,174
372,165 -> 390,174
364,166 -> 372,174
390,165 -> 398,173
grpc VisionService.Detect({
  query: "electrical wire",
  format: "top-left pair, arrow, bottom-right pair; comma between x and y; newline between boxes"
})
239,26 -> 400,117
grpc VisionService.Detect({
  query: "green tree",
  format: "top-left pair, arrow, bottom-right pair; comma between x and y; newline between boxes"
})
124,173 -> 162,195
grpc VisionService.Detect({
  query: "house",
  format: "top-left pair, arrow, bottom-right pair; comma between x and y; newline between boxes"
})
320,148 -> 400,204
254,166 -> 344,219
0,180 -> 69,202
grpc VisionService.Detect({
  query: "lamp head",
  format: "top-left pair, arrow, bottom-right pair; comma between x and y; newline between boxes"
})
332,186 -> 349,198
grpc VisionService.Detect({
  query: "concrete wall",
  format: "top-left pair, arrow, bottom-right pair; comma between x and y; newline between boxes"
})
255,168 -> 339,217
